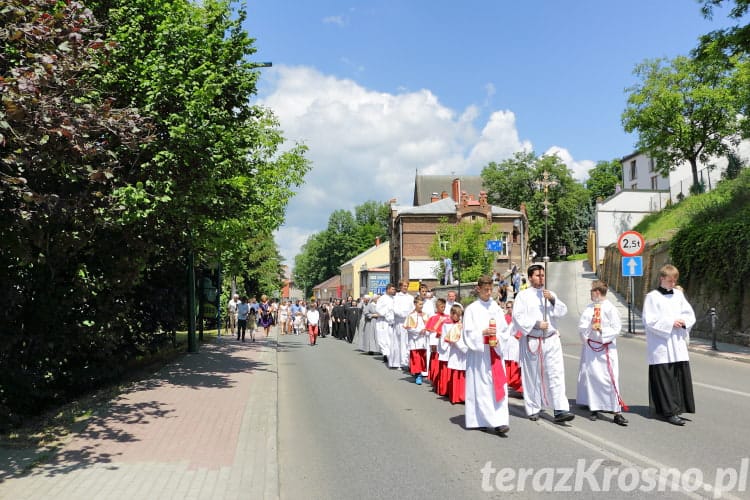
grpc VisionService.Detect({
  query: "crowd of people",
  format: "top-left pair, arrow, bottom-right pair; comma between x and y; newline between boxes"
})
226,262 -> 696,435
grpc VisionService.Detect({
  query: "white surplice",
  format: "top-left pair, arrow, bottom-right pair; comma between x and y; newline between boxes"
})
460,298 -> 510,429
576,299 -> 623,412
642,289 -> 695,365
393,292 -> 414,367
375,293 -> 394,359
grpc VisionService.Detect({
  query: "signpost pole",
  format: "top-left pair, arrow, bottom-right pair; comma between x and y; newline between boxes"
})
628,276 -> 633,334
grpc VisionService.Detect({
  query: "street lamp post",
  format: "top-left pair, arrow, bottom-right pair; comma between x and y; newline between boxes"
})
534,171 -> 558,320
514,218 -> 525,273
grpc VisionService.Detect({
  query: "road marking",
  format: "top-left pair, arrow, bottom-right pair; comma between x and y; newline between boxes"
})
509,386 -> 745,500
694,381 -> 750,399
529,410 -> 744,500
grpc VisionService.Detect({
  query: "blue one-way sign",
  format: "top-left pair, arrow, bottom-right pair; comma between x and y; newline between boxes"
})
485,240 -> 503,252
622,256 -> 643,277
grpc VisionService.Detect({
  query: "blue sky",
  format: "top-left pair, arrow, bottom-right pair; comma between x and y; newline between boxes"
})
242,1 -> 738,267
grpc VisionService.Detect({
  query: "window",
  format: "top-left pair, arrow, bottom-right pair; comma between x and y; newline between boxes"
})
438,235 -> 449,252
650,175 -> 659,190
630,160 -> 637,180
649,158 -> 656,172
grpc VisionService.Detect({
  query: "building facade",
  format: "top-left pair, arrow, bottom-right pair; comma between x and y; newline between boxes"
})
389,177 -> 528,288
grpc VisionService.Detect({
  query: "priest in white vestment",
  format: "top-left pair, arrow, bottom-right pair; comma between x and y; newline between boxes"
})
375,284 -> 396,364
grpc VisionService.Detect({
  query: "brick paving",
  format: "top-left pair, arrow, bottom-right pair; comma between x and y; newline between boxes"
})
0,332 -> 279,500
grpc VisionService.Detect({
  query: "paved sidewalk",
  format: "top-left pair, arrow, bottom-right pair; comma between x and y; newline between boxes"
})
571,259 -> 750,364
0,331 -> 279,500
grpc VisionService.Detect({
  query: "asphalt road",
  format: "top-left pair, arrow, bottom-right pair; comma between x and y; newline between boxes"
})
278,262 -> 750,500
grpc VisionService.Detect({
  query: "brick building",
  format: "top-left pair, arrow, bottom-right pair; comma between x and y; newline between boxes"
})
389,176 -> 528,287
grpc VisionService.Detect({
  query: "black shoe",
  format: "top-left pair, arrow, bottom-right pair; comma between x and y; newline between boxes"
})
554,412 -> 575,423
528,413 -> 540,421
589,411 -> 599,421
666,415 -> 685,426
495,425 -> 510,436
613,414 -> 628,426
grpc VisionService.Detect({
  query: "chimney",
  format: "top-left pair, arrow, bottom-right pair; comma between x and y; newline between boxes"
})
441,191 -> 449,199
375,236 -> 381,246
452,178 -> 461,202
430,192 -> 439,203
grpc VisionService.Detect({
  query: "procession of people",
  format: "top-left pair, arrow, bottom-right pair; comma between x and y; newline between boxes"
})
226,262 -> 696,435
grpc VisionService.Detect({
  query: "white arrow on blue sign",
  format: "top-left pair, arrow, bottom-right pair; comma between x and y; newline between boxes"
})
621,256 -> 643,277
485,240 -> 503,252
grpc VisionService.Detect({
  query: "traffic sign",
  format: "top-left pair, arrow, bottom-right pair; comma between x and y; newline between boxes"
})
622,256 -> 643,277
486,240 -> 503,252
617,231 -> 645,257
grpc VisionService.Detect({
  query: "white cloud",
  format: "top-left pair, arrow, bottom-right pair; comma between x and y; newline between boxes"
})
543,146 -> 596,182
260,66 -> 594,268
322,15 -> 346,26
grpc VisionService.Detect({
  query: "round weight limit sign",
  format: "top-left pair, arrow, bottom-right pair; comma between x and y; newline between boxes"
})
617,231 -> 645,257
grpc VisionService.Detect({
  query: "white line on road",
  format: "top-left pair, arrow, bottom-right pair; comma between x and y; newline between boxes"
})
526,407 -> 744,500
694,381 -> 750,399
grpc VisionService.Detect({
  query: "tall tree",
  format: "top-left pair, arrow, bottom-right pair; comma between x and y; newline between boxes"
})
622,55 -> 741,193
482,152 -> 591,260
586,160 -> 623,202
292,201 -> 390,292
0,0 -> 154,425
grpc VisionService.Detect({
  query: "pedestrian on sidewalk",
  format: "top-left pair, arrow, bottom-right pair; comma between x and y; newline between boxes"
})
237,296 -> 249,342
258,294 -> 274,338
306,301 -> 320,346
576,280 -> 628,426
461,275 -> 511,436
512,264 -> 575,424
642,264 -> 696,426
227,294 -> 240,338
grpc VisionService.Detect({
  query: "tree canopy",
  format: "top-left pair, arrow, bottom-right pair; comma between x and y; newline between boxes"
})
0,0 -> 308,428
293,201 -> 390,295
586,159 -> 623,202
481,152 -> 592,259
622,55 -> 741,193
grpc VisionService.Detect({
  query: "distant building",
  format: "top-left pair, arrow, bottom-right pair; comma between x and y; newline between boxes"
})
593,144 -> 749,266
338,239 -> 390,299
389,176 -> 528,288
312,275 -> 342,302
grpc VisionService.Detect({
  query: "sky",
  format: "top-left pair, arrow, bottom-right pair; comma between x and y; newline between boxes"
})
242,0 -> 738,268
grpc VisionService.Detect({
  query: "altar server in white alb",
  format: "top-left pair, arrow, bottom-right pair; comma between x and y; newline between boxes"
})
576,280 -> 628,426
642,264 -> 696,426
462,275 -> 511,436
393,279 -> 414,368
512,264 -> 575,423
404,297 -> 430,384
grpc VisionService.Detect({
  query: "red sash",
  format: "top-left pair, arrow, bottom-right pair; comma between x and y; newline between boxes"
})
484,336 -> 507,402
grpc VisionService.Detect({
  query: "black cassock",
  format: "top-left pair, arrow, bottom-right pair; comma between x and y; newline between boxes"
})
345,304 -> 361,343
319,305 -> 331,337
332,304 -> 345,339
346,304 -> 362,344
